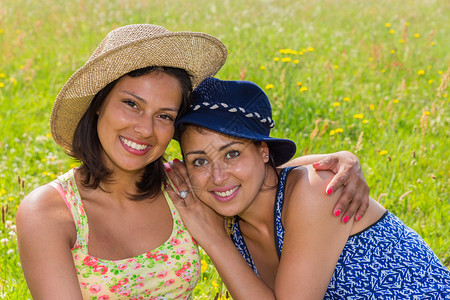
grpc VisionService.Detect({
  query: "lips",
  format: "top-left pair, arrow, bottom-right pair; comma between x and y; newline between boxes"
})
210,185 -> 240,202
120,136 -> 151,154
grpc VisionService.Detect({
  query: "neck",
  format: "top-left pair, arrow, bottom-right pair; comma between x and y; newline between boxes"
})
237,164 -> 279,235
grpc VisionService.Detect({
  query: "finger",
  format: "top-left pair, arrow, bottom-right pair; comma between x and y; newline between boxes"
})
325,171 -> 349,196
353,186 -> 370,221
312,155 -> 338,171
340,188 -> 361,223
332,183 -> 356,221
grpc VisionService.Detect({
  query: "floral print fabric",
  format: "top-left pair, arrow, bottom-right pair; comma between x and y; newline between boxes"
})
50,169 -> 200,299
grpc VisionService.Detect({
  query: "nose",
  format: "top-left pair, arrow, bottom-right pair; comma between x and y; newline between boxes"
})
211,160 -> 229,186
134,115 -> 154,138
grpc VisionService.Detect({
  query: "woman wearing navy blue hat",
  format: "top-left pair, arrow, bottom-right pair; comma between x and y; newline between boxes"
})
168,78 -> 450,299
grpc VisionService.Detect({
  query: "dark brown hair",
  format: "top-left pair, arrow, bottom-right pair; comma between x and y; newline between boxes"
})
71,66 -> 192,200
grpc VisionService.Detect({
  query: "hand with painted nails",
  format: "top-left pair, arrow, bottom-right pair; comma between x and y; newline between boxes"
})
312,151 -> 369,223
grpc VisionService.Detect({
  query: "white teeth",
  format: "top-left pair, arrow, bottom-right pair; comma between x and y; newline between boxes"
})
214,186 -> 239,197
120,137 -> 148,151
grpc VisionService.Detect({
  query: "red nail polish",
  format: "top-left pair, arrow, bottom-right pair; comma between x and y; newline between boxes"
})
326,188 -> 333,195
343,216 -> 350,223
356,215 -> 361,221
312,162 -> 320,168
334,209 -> 341,217
174,158 -> 180,163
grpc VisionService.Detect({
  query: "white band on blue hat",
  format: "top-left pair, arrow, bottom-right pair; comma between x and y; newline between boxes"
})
191,102 -> 275,128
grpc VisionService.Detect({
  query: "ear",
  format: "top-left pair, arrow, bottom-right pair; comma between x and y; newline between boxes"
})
259,142 -> 270,163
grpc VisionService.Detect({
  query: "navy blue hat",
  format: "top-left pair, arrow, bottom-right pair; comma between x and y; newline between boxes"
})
175,77 -> 296,166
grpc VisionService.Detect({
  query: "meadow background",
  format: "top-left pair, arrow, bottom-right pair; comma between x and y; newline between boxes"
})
0,0 -> 448,298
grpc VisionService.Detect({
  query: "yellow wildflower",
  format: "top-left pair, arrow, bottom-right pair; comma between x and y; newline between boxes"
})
265,84 -> 274,90
405,22 -> 410,26
50,174 -> 56,179
0,29 -> 4,34
307,47 -> 315,52
417,69 -> 425,76
423,111 -> 430,116
212,280 -> 219,288
335,128 -> 344,133
393,99 -> 399,103
443,94 -> 447,98
16,29 -> 21,34
362,119 -> 369,124
9,77 -> 17,85
343,97 -> 350,102
414,33 -> 420,38
0,189 -> 6,195
0,73 -> 6,78
389,29 -> 395,34
70,163 -> 79,168
381,69 -> 386,73
46,132 -> 52,138
399,39 -> 405,44
353,113 -> 364,119
390,50 -> 396,54
0,82 -> 4,88
438,71 -> 443,74
201,260 -> 208,273
385,23 -> 391,28
9,197 -> 14,201
299,86 -> 308,92
293,59 -> 299,64
333,65 -> 339,69
296,81 -> 302,86
369,57 -> 373,61
298,51 -> 304,55
369,104 -> 375,110
333,102 -> 341,107
330,130 -> 336,136
41,158 -> 47,163
260,66 -> 266,70
430,42 -> 435,46
379,150 -> 388,156
281,57 -> 292,62
274,57 -> 280,62
428,79 -> 433,84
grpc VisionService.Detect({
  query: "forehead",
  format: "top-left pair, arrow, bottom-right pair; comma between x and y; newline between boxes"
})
181,126 -> 252,148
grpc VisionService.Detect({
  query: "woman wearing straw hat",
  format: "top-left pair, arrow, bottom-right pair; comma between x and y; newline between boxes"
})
16,25 -> 369,299
168,78 -> 450,299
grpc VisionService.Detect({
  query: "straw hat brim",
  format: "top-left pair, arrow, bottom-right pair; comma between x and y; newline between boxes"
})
51,31 -> 227,152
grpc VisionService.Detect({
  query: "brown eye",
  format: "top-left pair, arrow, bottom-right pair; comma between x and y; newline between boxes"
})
226,150 -> 240,159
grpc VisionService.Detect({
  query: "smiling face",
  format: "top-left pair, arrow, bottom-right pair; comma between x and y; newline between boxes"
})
96,71 -> 182,175
180,126 -> 270,217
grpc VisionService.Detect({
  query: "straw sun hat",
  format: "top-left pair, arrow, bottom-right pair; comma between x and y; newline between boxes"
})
50,24 -> 228,152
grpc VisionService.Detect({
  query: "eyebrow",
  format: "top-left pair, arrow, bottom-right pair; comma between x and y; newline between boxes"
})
185,141 -> 244,157
120,90 -> 178,111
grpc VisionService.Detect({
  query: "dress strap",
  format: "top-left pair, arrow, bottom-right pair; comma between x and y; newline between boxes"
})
274,167 -> 295,259
229,216 -> 260,276
49,169 -> 89,251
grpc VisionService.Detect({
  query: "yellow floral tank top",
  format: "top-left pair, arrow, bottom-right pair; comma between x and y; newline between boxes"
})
50,169 -> 200,299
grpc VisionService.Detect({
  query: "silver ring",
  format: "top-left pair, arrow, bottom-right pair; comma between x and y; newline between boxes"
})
179,190 -> 189,199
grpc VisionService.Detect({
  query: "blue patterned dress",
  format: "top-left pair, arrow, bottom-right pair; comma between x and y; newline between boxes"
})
229,167 -> 450,299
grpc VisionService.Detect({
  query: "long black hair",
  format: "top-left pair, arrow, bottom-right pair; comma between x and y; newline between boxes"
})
71,66 -> 192,200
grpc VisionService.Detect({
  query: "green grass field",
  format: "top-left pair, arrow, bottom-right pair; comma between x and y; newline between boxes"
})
1,0 -> 448,298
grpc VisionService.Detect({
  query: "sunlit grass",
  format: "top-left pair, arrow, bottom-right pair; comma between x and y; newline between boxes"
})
1,0 -> 448,298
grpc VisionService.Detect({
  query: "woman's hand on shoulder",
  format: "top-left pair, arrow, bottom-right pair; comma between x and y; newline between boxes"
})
16,184 -> 83,299
285,151 -> 369,223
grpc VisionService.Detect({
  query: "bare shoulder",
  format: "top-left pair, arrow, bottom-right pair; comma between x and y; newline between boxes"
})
17,183 -> 76,243
282,165 -> 343,221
